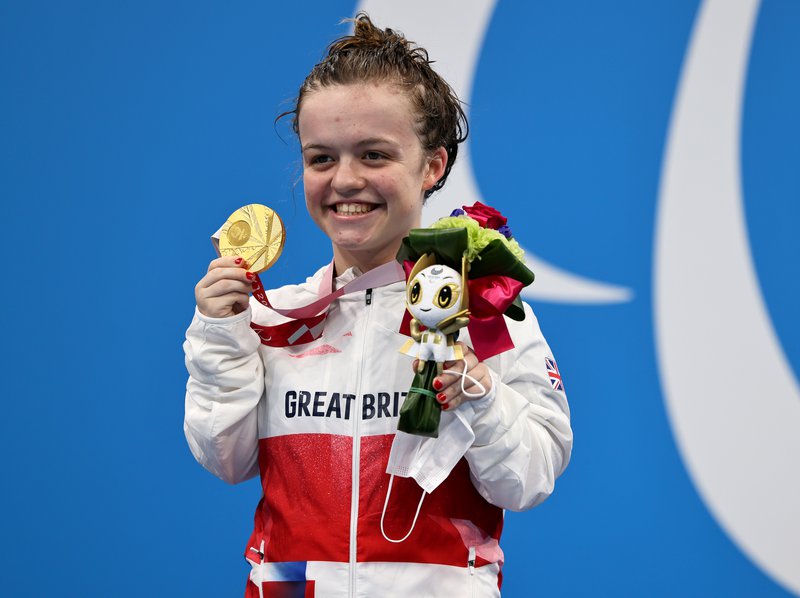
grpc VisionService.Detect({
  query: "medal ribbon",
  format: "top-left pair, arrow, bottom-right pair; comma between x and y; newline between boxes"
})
249,260 -> 405,347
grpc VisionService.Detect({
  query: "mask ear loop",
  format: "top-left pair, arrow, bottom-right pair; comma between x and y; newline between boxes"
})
380,474 -> 427,543
380,360 -> 482,544
443,359 -> 487,399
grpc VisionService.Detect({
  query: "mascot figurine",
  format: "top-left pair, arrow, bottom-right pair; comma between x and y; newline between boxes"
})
396,202 -> 535,438
398,254 -> 470,437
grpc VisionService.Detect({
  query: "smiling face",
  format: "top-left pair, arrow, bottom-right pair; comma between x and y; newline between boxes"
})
298,83 -> 447,273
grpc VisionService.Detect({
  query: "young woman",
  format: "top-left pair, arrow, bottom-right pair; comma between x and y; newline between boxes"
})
185,14 -> 572,597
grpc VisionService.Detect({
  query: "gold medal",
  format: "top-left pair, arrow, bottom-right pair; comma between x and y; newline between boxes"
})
218,204 -> 285,273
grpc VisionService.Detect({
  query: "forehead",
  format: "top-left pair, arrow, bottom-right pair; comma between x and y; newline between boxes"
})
297,83 -> 420,144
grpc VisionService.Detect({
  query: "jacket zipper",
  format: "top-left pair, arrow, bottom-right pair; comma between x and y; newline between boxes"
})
468,546 -> 476,598
349,288 -> 374,597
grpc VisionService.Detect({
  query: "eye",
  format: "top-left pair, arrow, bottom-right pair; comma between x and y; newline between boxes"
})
435,284 -> 459,309
309,154 -> 333,165
363,151 -> 385,161
408,280 -> 422,305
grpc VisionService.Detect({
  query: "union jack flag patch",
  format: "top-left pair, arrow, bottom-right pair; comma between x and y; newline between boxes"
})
545,357 -> 564,392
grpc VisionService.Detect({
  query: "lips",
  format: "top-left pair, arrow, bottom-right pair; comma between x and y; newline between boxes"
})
333,203 -> 377,215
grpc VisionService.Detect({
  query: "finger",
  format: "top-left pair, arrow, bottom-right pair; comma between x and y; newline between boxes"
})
197,279 -> 252,304
201,269 -> 254,293
197,266 -> 254,293
445,342 -> 477,373
438,391 -> 463,412
447,394 -> 464,411
435,353 -> 478,392
196,264 -> 256,317
198,292 -> 251,318
436,362 -> 492,406
199,278 -> 253,301
207,255 -> 249,272
435,388 -> 451,409
459,362 -> 485,390
207,292 -> 250,310
232,293 -> 251,313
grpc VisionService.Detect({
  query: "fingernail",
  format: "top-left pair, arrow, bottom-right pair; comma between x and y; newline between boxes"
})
441,403 -> 449,410
246,272 -> 254,280
436,392 -> 447,403
235,257 -> 243,264
252,281 -> 259,289
432,378 -> 443,391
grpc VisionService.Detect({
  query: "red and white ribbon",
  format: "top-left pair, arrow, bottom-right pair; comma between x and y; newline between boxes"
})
249,261 -> 405,347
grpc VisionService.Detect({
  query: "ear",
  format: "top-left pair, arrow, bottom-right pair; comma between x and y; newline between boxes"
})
422,147 -> 448,192
408,252 -> 436,282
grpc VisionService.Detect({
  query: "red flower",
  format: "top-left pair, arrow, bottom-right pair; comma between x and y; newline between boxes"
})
462,201 -> 508,230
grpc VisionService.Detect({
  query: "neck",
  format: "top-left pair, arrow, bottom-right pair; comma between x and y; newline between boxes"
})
333,246 -> 399,277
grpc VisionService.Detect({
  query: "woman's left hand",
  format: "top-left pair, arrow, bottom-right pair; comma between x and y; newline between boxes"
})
417,342 -> 493,411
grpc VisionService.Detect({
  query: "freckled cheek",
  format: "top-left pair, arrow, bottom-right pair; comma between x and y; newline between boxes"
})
373,175 -> 415,204
302,174 -> 327,207
369,173 -> 391,190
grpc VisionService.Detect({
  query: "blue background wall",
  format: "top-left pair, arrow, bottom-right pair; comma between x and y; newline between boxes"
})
1,1 -> 797,596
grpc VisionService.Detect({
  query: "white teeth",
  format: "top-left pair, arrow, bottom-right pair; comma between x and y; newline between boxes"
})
335,203 -> 375,215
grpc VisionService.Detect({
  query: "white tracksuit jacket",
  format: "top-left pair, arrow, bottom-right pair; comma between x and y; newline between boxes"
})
184,264 -> 572,597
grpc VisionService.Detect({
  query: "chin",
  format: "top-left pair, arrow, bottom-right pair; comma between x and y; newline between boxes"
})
331,232 -> 377,249
330,223 -> 389,247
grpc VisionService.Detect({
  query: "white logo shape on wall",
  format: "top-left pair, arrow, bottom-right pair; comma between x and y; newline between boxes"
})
357,0 -> 632,305
361,0 -> 799,594
655,0 -> 800,594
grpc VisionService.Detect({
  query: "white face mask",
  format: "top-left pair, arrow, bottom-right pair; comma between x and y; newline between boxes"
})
386,408 -> 476,491
381,360 -> 493,543
380,407 -> 477,543
387,360 -> 489,488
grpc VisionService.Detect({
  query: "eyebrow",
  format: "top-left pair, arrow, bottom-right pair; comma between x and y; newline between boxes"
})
356,137 -> 397,147
301,137 -> 398,152
301,143 -> 329,152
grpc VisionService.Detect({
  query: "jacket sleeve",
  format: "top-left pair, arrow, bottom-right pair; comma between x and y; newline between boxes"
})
462,302 -> 573,511
183,306 -> 264,484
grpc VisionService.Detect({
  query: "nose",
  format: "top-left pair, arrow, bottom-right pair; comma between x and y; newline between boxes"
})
331,157 -> 366,196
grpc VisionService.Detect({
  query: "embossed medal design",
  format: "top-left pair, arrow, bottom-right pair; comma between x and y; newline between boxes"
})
218,204 -> 285,273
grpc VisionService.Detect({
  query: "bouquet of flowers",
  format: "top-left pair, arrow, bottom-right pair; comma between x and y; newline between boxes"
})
395,202 -> 535,437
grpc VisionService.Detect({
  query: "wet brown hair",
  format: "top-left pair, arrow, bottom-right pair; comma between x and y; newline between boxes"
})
283,12 -> 468,199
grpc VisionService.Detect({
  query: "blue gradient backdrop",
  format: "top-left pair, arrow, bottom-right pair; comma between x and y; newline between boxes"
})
1,2 -> 796,596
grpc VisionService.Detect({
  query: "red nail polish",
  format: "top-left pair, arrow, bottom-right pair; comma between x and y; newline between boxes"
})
436,392 -> 446,403
252,281 -> 259,289
432,378 -> 443,391
235,257 -> 243,264
246,272 -> 254,280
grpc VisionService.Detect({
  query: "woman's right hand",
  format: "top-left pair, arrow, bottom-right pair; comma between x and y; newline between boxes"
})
195,256 -> 255,318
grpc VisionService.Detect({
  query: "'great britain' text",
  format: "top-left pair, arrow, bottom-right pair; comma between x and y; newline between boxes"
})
284,390 -> 406,420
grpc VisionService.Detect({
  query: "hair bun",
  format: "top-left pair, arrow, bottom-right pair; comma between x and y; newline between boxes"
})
283,12 -> 468,199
